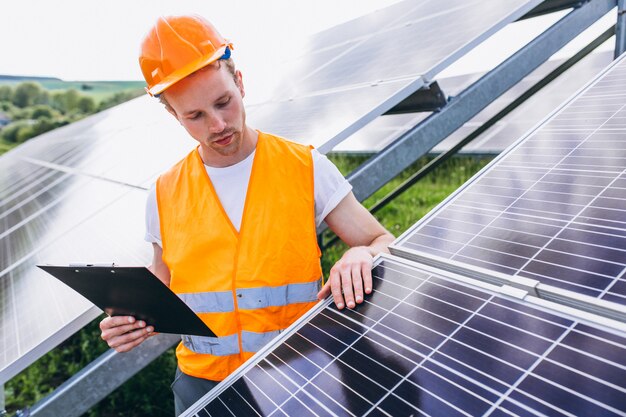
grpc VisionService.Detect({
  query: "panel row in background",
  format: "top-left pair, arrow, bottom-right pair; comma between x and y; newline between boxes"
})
184,254 -> 626,417
334,49 -> 614,154
245,0 -> 542,152
392,48 -> 626,306
0,171 -> 151,383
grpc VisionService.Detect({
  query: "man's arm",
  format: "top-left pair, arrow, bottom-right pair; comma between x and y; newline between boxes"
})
317,192 -> 394,309
99,243 -> 170,352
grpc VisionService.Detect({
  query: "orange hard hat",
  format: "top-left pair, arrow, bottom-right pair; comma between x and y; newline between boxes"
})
139,15 -> 233,96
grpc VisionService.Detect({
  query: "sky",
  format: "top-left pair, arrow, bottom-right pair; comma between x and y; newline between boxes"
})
0,0 -> 399,81
1,1 -> 617,103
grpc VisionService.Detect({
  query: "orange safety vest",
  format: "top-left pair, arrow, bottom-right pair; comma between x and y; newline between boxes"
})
156,132 -> 322,381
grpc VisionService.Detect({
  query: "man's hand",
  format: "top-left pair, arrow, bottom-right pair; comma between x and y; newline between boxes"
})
100,316 -> 155,353
318,246 -> 373,309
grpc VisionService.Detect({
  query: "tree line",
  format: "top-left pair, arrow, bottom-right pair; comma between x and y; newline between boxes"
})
0,82 -> 143,145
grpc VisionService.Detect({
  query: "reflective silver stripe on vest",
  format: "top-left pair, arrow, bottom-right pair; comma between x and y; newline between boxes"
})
241,330 -> 281,352
235,279 -> 321,310
182,330 -> 283,355
182,333 -> 240,356
178,291 -> 234,313
178,279 -> 321,313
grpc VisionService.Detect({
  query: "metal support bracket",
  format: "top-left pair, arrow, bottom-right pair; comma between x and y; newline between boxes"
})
28,334 -> 180,417
348,0 -> 617,203
615,0 -> 626,57
383,81 -> 448,114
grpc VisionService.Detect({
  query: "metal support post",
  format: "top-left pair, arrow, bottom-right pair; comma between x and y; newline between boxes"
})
28,333 -> 180,417
1,384 -> 6,417
615,0 -> 626,57
347,0 -> 617,204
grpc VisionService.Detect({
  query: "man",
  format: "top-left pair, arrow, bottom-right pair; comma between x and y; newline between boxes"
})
100,15 -> 394,414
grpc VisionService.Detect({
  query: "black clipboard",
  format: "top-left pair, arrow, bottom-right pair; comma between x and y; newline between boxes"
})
38,264 -> 215,337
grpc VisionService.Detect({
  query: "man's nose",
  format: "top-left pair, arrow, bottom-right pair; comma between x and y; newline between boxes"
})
207,113 -> 226,133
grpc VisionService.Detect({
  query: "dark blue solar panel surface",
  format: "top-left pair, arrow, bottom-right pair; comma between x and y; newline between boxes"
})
393,53 -> 626,305
185,256 -> 626,417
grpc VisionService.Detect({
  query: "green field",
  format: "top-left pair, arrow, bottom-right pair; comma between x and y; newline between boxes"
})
0,76 -> 144,104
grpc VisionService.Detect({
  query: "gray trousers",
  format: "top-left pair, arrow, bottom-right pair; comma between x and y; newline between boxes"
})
172,367 -> 219,416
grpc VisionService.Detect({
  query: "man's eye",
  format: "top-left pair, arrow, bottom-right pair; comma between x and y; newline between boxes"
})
217,98 -> 230,107
189,112 -> 201,120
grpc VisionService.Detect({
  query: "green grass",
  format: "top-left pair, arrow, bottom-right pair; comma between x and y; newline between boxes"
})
320,153 -> 493,270
0,138 -> 15,155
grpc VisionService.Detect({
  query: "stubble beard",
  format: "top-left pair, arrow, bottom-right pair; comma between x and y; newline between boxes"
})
208,128 -> 242,157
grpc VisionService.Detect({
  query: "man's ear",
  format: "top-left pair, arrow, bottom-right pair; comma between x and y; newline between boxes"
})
235,70 -> 245,98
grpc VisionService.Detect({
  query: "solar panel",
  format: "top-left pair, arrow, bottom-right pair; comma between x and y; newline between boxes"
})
7,97 -> 196,188
247,0 -> 543,152
432,50 -> 615,154
183,254 -> 626,417
0,186 -> 151,383
392,50 -> 626,306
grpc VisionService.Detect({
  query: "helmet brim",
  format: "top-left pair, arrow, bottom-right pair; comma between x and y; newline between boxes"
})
146,44 -> 232,96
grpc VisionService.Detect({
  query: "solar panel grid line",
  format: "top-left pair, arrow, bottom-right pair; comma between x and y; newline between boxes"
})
481,321 -> 577,416
262,353 -> 338,417
508,164 -> 626,279
0,171 -> 71,223
0,182 -> 138,279
262,352 -> 347,417
279,337 -> 369,416
600,266 -> 626,300
388,249 -> 626,323
394,53 -> 626,248
412,268 -> 626,414
541,355 -> 626,397
515,361 -> 625,416
242,366 -> 288,416
181,297 -> 339,416
0,176 -> 87,241
261,266 -> 461,417
416,224 -> 626,282
20,155 -> 150,191
557,328 -> 626,366
426,212 -> 626,270
0,164 -> 61,206
355,310 -> 562,415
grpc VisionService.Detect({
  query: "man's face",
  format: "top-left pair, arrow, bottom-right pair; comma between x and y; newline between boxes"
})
163,63 -> 247,164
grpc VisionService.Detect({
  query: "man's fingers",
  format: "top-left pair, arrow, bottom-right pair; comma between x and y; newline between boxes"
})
100,315 -> 153,354
107,326 -> 154,350
113,333 -> 152,353
329,267 -> 345,309
101,320 -> 148,341
317,281 -> 331,300
100,315 -> 136,331
362,261 -> 373,295
341,265 -> 356,309
351,265 -> 364,305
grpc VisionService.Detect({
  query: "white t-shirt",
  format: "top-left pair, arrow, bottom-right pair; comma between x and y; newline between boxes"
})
145,148 -> 351,247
